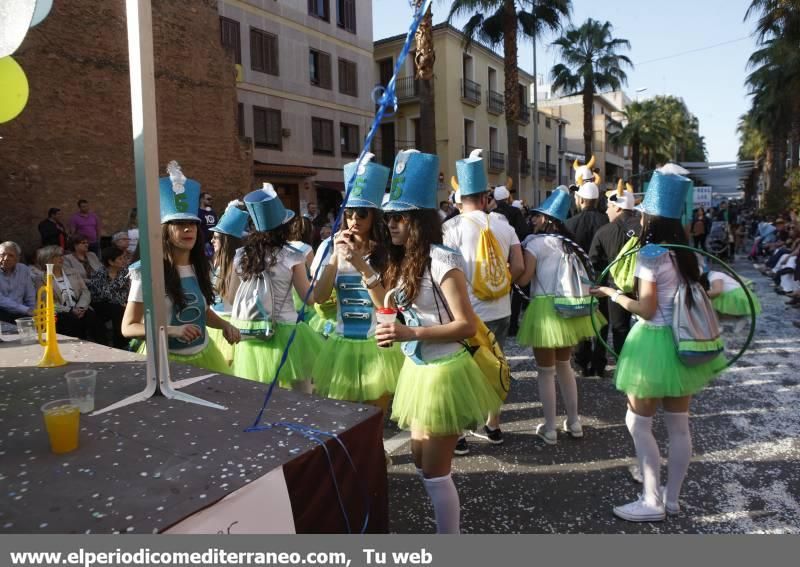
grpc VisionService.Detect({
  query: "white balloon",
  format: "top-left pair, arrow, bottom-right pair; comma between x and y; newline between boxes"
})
0,0 -> 36,58
30,0 -> 52,27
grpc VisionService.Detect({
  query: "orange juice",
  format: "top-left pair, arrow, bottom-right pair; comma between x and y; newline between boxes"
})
41,400 -> 79,454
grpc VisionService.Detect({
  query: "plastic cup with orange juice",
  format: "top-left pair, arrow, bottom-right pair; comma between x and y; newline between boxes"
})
41,399 -> 80,454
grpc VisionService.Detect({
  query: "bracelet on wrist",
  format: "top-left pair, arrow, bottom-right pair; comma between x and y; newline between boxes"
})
610,290 -> 622,303
362,272 -> 380,289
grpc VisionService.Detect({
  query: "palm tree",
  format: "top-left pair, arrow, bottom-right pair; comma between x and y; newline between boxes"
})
550,18 -> 632,161
448,0 -> 571,194
608,100 -> 669,190
414,1 -> 437,154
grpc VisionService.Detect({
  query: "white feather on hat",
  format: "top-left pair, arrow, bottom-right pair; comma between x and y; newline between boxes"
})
658,163 -> 690,176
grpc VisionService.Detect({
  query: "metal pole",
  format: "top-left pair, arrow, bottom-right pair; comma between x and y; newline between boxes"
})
532,30 -> 540,206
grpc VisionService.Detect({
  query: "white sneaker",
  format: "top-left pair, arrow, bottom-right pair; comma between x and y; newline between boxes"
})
661,486 -> 681,515
613,496 -> 666,522
562,418 -> 584,438
535,424 -> 557,445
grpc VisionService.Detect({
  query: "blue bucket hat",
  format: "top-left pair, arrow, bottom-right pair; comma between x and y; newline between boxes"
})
343,153 -> 391,209
383,150 -> 440,212
641,170 -> 691,220
210,201 -> 250,238
454,148 -> 488,197
159,161 -> 201,224
533,186 -> 571,223
243,183 -> 295,232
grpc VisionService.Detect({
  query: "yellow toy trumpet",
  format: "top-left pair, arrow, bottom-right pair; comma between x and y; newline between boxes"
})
33,263 -> 67,368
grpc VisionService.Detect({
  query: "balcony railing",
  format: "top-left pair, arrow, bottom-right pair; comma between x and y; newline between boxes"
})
462,145 -> 479,158
538,162 -> 557,179
487,90 -> 504,115
461,78 -> 481,105
518,105 -> 531,124
489,151 -> 505,172
521,158 -> 531,177
396,76 -> 419,101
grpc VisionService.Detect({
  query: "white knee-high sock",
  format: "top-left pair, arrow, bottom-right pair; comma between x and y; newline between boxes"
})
664,411 -> 692,506
423,474 -> 460,534
555,360 -> 580,424
625,408 -> 661,506
537,366 -> 557,431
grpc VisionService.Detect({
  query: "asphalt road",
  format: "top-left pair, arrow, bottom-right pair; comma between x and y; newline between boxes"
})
385,258 -> 800,534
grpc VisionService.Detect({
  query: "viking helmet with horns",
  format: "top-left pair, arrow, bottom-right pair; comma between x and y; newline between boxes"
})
573,155 -> 601,186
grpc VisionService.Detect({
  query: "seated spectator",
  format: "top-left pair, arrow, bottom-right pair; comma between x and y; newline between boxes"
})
38,208 -> 68,249
31,246 -> 105,343
0,241 -> 36,323
110,231 -> 133,267
88,247 -> 130,349
63,234 -> 102,283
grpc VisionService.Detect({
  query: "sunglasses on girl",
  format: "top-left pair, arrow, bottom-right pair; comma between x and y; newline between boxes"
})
344,207 -> 371,220
383,212 -> 408,224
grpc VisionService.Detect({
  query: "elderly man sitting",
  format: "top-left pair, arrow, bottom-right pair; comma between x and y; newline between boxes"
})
0,241 -> 36,324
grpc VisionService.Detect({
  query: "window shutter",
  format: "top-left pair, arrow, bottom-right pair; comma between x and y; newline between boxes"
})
320,52 -> 332,89
250,30 -> 263,71
268,34 -> 279,75
254,108 -> 266,145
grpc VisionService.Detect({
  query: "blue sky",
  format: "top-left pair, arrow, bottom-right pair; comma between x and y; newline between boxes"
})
372,0 -> 759,163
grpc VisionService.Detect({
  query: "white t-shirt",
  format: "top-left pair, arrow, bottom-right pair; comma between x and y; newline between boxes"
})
128,264 -> 209,355
290,241 -> 313,264
634,246 -> 679,326
443,210 -> 519,322
398,245 -> 465,362
708,270 -> 741,294
234,245 -> 305,324
523,234 -> 570,297
54,275 -> 77,309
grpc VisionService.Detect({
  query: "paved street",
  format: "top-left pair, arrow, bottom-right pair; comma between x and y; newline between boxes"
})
385,259 -> 800,534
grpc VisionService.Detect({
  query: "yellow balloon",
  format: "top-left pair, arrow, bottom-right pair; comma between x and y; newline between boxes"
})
0,56 -> 29,124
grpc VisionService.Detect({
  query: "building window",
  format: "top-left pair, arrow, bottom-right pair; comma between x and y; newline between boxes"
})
309,49 -> 332,89
338,58 -> 358,97
253,107 -> 281,150
250,28 -> 278,75
378,57 -> 393,86
308,0 -> 330,21
340,123 -> 359,156
545,117 -> 551,129
237,103 -> 245,137
219,17 -> 241,64
312,117 -> 335,155
336,0 -> 356,33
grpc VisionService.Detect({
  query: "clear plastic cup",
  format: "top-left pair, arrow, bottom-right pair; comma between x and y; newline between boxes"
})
41,399 -> 80,454
65,370 -> 97,414
15,317 -> 37,345
375,308 -> 398,348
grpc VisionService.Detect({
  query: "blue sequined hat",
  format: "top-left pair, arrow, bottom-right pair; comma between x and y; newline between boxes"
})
455,148 -> 488,197
383,150 -> 440,211
243,183 -> 295,232
642,170 -> 691,219
343,153 -> 391,209
210,201 -> 250,238
159,161 -> 201,223
533,186 -> 571,223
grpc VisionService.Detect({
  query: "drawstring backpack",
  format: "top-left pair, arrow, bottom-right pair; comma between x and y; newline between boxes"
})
609,230 -> 639,293
464,213 -> 511,301
230,269 -> 292,341
672,271 -> 724,366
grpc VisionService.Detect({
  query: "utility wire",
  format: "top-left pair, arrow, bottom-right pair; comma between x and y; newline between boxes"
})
635,36 -> 751,66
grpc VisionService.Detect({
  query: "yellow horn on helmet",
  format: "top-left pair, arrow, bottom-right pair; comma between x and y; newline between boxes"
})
626,182 -> 634,193
507,176 -> 513,190
616,179 -> 624,196
587,155 -> 596,169
593,172 -> 601,185
450,176 -> 460,191
573,159 -> 580,171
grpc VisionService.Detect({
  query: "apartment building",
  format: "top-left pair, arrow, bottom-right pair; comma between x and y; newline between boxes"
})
217,0 -> 376,215
373,23 -> 562,205
539,90 -> 632,189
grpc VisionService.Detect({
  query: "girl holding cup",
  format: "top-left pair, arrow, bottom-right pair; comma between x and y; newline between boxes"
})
376,150 -> 501,534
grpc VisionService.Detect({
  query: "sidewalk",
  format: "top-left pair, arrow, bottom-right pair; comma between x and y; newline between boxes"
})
385,258 -> 800,533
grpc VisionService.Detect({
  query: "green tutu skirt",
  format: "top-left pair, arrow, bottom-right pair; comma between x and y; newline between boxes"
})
615,323 -> 726,399
292,289 -> 314,323
312,335 -> 404,402
307,311 -> 336,337
231,322 -> 324,387
207,314 -> 235,364
712,287 -> 762,317
138,340 -> 231,375
391,349 -> 503,436
517,295 -> 607,349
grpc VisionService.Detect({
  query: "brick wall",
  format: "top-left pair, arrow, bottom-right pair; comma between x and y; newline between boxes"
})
0,0 -> 252,260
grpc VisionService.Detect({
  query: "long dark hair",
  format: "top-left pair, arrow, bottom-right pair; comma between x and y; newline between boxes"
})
383,209 -> 442,303
533,212 -> 592,274
341,208 -> 390,273
640,214 -> 699,285
162,223 -> 214,309
214,233 -> 242,301
288,215 -> 313,245
239,224 -> 291,280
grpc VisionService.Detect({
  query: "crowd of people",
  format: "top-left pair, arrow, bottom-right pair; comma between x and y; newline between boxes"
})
0,150 -> 768,533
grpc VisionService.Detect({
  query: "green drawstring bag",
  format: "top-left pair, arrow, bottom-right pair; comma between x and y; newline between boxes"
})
609,232 -> 639,293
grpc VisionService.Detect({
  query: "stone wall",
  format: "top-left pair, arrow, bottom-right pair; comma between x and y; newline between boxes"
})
0,0 -> 252,259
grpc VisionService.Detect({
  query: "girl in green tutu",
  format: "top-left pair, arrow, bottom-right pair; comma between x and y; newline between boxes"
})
590,168 -> 726,523
122,161 -> 240,374
311,154 -> 404,414
375,150 -> 502,534
516,187 -> 601,446
229,183 -> 323,392
704,269 -> 762,317
287,214 -> 317,324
